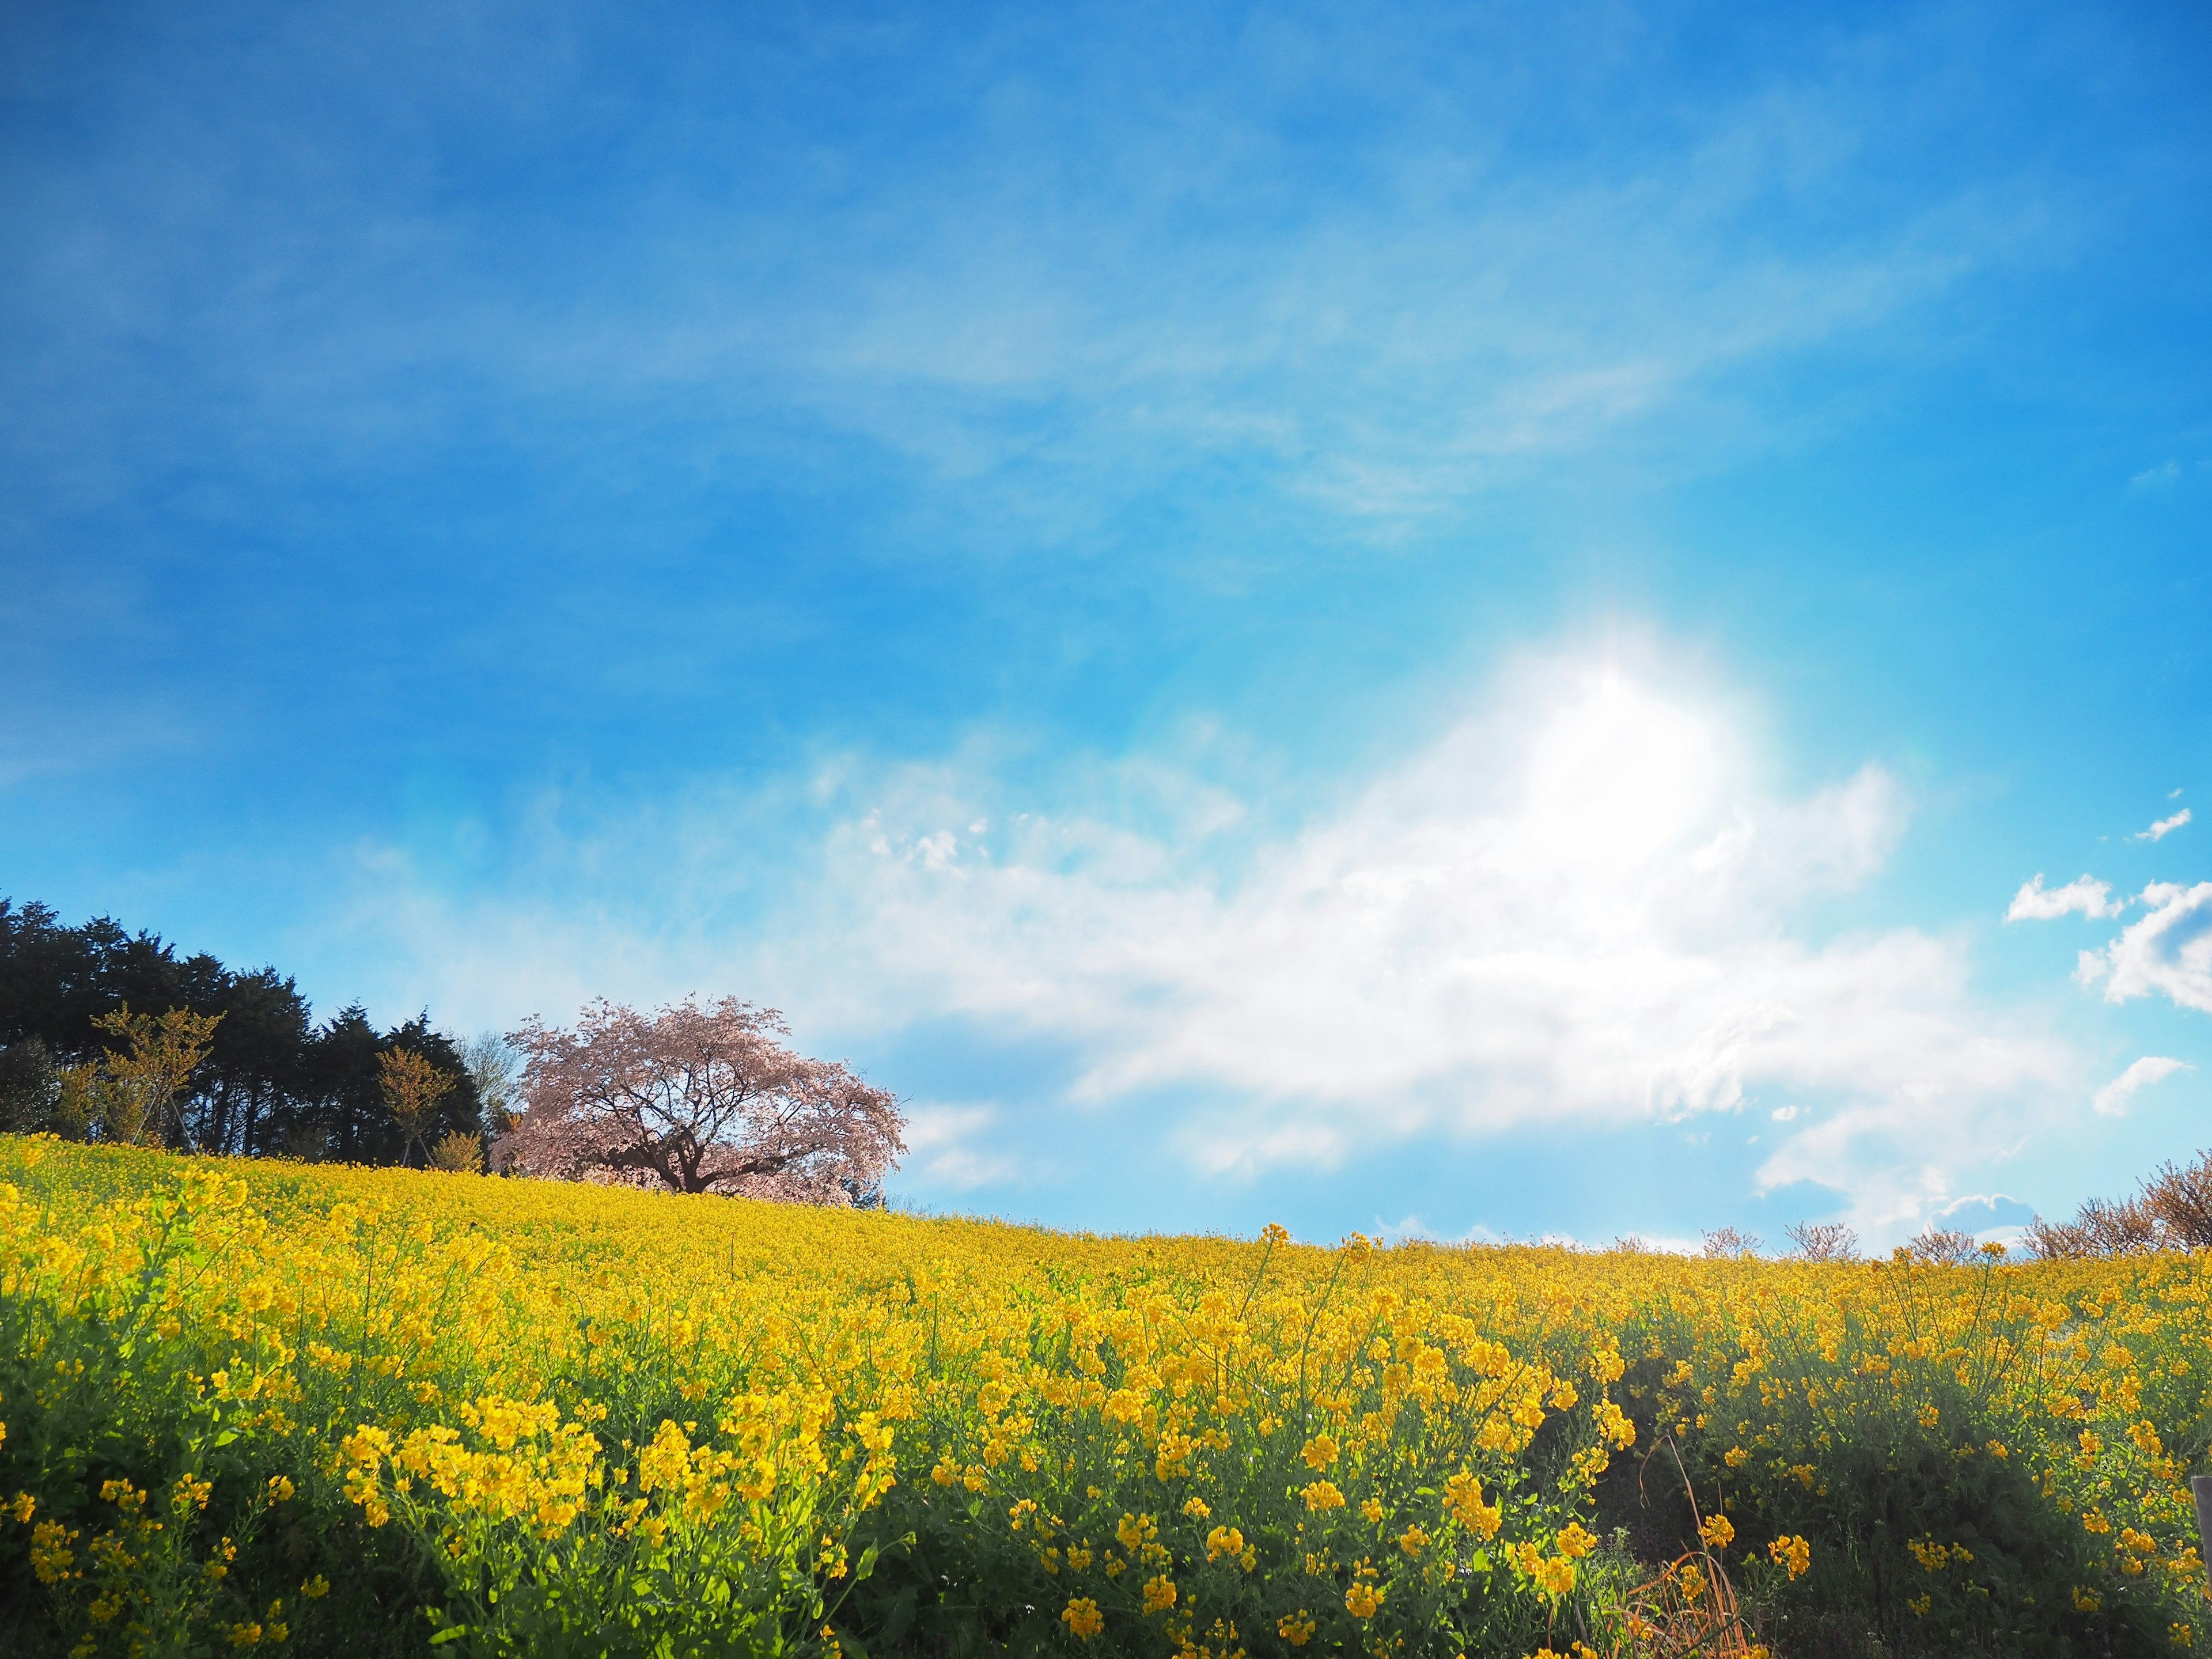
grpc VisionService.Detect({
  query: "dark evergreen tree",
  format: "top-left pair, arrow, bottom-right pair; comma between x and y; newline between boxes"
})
309,1004 -> 385,1162
191,968 -> 315,1156
0,897 -> 480,1166
0,1035 -> 59,1132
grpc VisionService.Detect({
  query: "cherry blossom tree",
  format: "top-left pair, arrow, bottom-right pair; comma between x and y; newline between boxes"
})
496,997 -> 904,1205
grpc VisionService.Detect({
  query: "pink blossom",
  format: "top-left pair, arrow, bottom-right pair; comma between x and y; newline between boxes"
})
495,998 -> 903,1204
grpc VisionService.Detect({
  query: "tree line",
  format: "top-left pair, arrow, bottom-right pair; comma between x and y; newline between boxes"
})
0,896 -> 906,1205
0,897 -> 492,1166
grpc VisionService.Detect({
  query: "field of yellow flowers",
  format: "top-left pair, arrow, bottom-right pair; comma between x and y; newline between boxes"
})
1,1136 -> 2207,1659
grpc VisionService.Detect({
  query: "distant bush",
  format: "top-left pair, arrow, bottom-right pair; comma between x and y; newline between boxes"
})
1904,1224 -> 1982,1266
1781,1221 -> 1858,1263
2028,1147 -> 2212,1257
1699,1227 -> 1763,1259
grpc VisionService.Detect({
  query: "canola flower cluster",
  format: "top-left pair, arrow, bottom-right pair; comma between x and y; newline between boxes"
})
0,1136 -> 2207,1659
1634,1244 -> 2212,1651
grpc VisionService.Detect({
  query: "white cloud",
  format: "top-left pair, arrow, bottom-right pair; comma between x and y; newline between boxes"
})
2136,808 -> 2191,842
1930,1192 -> 2035,1251
897,1104 -> 1027,1191
1370,1214 -> 1508,1248
790,657 -> 2069,1225
2005,873 -> 2118,921
2091,1056 -> 2193,1118
338,649 -> 2081,1234
2078,882 -> 2212,1014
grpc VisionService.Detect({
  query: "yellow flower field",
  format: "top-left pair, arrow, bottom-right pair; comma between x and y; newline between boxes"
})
1,1135 -> 2207,1658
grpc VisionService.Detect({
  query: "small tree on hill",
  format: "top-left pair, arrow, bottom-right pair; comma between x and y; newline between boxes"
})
71,1005 -> 224,1146
426,1129 -> 484,1173
498,997 -> 904,1205
378,1047 -> 459,1167
460,1031 -> 522,1137
1905,1224 -> 1980,1265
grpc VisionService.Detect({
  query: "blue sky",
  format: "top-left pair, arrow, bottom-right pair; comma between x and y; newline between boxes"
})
3,0 -> 2209,1248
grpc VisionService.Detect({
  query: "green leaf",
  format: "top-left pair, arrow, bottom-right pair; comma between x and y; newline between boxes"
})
880,1586 -> 916,1645
852,1543 -> 879,1584
427,1628 -> 469,1646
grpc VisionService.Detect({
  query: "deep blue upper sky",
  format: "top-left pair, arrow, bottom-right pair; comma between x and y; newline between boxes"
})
4,0 -> 2209,1247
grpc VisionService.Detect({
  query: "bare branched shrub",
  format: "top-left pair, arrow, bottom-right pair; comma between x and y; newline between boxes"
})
2142,1155 -> 2212,1248
2025,1197 -> 2153,1259
2025,1152 -> 2212,1257
1906,1225 -> 1979,1265
1785,1220 -> 1859,1262
1700,1227 -> 1763,1259
461,1032 -> 522,1136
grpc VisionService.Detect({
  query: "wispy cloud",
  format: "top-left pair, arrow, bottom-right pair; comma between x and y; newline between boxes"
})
1931,1192 -> 2035,1246
898,1104 -> 1027,1190
0,0 -> 2090,567
2135,808 -> 2191,842
2006,873 -> 2119,921
2091,1056 -> 2192,1117
2127,459 -> 2212,491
